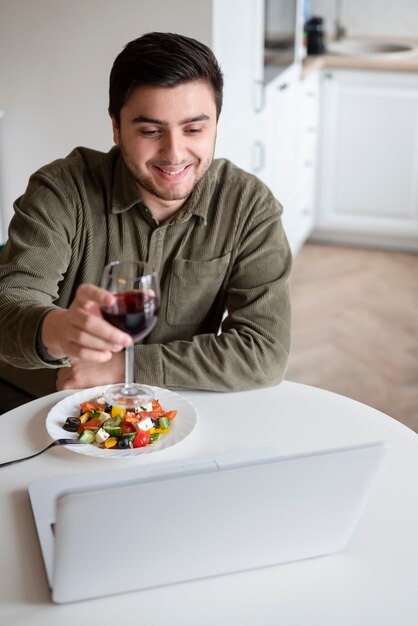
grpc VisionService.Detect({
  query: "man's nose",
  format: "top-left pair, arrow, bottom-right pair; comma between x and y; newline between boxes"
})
160,131 -> 184,162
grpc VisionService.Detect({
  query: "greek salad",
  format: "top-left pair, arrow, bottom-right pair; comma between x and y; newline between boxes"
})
62,395 -> 177,450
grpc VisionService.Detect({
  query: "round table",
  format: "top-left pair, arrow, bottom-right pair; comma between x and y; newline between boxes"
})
1,381 -> 417,625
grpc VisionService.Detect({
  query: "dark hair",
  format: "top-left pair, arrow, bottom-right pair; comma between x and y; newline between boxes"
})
109,32 -> 224,125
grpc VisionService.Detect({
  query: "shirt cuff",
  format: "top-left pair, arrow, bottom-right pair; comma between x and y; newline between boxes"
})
35,314 -> 68,365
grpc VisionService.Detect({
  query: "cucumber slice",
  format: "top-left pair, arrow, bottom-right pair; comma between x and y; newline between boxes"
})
78,430 -> 96,444
158,417 -> 170,430
103,425 -> 122,437
103,418 -> 122,436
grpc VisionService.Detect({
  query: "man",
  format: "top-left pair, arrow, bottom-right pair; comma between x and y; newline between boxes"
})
0,32 -> 291,412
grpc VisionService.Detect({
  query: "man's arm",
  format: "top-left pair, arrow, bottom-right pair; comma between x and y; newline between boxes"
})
0,164 -> 130,371
135,208 -> 291,392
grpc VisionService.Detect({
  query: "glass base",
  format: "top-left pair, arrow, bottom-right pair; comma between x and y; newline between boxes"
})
103,383 -> 155,409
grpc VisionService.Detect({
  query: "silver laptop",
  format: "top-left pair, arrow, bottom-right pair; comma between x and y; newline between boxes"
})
28,442 -> 389,604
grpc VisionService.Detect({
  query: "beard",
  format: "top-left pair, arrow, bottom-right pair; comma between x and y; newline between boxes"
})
119,144 -> 214,203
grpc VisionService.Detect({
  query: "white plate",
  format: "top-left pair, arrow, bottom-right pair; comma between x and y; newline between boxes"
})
46,385 -> 198,458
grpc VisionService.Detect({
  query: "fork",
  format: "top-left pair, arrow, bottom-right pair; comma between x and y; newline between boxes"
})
0,438 -> 82,468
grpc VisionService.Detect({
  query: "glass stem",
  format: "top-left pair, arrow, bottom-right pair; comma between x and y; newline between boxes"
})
124,344 -> 135,395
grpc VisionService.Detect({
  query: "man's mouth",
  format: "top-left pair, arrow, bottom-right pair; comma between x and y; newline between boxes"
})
152,163 -> 193,181
156,165 -> 188,176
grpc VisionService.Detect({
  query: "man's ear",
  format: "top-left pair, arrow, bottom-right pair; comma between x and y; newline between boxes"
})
109,110 -> 120,144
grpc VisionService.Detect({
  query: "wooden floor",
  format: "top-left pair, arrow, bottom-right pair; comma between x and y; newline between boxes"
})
285,242 -> 418,433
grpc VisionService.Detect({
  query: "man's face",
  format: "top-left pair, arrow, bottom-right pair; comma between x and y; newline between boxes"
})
111,81 -> 217,212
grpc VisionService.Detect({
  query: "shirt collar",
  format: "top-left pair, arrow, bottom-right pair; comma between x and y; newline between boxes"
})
111,149 -> 142,214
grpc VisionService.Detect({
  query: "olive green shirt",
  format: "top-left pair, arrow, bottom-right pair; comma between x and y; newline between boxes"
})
0,146 -> 291,411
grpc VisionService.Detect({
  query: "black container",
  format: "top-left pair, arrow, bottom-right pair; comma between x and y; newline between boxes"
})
305,16 -> 326,55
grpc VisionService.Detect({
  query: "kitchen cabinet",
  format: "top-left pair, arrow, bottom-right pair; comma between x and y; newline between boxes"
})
263,73 -> 301,253
215,109 -> 267,178
293,71 -> 320,253
262,69 -> 318,254
213,0 -> 264,127
214,0 -> 265,170
313,69 -> 418,251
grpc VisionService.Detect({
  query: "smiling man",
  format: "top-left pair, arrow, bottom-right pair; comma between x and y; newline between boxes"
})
0,32 -> 291,411
114,82 -> 217,222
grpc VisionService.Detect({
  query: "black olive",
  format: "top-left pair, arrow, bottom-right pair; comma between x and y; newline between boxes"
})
117,435 -> 132,449
63,416 -> 81,432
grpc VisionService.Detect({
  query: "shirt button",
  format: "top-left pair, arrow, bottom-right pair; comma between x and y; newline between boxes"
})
155,229 -> 164,240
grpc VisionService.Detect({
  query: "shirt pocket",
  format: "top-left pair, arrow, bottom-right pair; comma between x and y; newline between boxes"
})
166,253 -> 231,326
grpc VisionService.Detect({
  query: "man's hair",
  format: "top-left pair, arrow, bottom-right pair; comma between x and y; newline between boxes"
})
109,32 -> 224,125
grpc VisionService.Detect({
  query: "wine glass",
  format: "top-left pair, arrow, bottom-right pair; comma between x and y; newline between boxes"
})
100,261 -> 160,408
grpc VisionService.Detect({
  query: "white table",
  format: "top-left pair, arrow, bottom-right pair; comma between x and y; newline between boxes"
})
1,381 -> 417,625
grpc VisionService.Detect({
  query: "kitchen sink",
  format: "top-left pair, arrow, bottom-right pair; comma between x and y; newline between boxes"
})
327,38 -> 418,59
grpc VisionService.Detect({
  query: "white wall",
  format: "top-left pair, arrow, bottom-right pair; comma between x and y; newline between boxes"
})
0,0 -> 212,241
310,0 -> 418,40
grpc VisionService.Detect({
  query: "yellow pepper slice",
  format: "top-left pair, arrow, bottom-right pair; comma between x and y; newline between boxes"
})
104,437 -> 117,448
79,412 -> 91,424
111,406 -> 126,419
150,427 -> 171,435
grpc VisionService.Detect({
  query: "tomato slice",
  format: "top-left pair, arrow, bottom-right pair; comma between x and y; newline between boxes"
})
124,412 -> 139,425
163,410 -> 177,421
77,417 -> 102,434
82,417 -> 102,430
120,421 -> 136,434
80,400 -> 103,413
137,411 -> 161,421
132,429 -> 150,448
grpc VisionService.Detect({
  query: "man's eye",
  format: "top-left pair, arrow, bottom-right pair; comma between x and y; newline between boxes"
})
186,127 -> 202,134
140,129 -> 160,137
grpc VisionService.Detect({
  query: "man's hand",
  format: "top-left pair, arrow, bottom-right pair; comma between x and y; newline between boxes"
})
42,284 -> 132,362
56,352 -> 125,390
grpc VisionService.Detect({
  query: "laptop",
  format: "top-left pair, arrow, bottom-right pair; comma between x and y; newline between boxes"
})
28,442 -> 389,604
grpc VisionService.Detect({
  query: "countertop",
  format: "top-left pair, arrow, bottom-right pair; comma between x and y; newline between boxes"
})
301,37 -> 418,78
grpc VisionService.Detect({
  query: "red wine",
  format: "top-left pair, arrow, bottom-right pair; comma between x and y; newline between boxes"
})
101,290 -> 159,341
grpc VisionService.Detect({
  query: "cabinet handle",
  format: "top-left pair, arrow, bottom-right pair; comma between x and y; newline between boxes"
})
252,140 -> 265,173
324,72 -> 333,79
254,80 -> 265,113
278,82 -> 289,91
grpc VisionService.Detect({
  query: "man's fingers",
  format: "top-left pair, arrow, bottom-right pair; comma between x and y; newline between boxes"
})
66,343 -> 116,363
70,286 -> 132,349
69,313 -> 132,351
74,283 -> 115,308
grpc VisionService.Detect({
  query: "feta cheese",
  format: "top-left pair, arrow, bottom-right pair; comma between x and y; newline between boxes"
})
136,417 -> 154,432
96,396 -> 106,405
95,428 -> 110,443
140,401 -> 153,412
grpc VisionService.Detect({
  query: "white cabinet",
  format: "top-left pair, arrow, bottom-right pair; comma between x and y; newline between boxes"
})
213,0 -> 264,127
215,110 -> 267,177
214,0 -> 265,172
264,74 -> 300,252
294,71 -> 319,253
313,69 -> 418,251
262,68 -> 318,255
